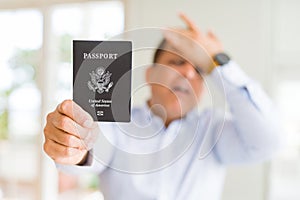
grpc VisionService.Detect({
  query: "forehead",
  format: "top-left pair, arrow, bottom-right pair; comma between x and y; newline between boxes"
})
159,41 -> 180,54
156,41 -> 184,58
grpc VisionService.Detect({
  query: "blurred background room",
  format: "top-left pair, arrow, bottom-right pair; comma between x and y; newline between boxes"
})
0,0 -> 299,199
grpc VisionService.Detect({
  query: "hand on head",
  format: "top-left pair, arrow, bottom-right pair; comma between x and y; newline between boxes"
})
163,13 -> 224,74
43,100 -> 99,165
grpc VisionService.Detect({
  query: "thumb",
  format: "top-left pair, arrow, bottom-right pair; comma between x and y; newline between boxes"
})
58,100 -> 95,129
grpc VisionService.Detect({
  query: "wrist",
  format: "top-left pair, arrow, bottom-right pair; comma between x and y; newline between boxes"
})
206,61 -> 218,74
212,52 -> 231,66
205,52 -> 231,74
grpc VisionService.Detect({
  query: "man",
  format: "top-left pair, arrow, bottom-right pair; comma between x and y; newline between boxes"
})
44,14 -> 281,199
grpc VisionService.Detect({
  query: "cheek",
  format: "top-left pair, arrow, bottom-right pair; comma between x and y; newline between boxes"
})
151,84 -> 171,99
191,79 -> 204,99
150,67 -> 177,86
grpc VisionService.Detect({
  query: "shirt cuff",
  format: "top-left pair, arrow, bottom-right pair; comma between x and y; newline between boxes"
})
77,150 -> 93,166
208,60 -> 252,90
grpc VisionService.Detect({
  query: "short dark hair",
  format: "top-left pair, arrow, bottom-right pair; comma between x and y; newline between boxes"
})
153,39 -> 167,63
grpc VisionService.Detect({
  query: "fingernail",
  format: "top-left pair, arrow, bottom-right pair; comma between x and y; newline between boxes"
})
83,119 -> 94,128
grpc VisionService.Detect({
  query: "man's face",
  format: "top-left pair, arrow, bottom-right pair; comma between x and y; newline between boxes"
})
146,50 -> 204,119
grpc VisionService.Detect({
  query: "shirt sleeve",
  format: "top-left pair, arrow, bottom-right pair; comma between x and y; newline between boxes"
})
207,61 -> 283,164
55,150 -> 106,175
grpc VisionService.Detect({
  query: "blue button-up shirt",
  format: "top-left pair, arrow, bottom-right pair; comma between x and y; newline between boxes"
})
58,61 -> 282,200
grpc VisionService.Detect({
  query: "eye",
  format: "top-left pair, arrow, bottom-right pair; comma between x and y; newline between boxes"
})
168,59 -> 186,66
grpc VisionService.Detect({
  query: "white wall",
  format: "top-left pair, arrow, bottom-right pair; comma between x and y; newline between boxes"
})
124,0 -> 272,83
123,0 -> 274,199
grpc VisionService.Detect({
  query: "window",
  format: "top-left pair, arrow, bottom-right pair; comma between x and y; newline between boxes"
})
269,80 -> 300,200
0,9 -> 42,200
268,0 -> 300,199
49,2 -> 124,199
0,1 -> 124,199
49,1 -> 124,104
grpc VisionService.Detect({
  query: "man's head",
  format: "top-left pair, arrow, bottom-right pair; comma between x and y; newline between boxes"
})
146,39 -> 204,125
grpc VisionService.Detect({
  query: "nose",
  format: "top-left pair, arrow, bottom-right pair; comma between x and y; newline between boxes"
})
177,63 -> 198,79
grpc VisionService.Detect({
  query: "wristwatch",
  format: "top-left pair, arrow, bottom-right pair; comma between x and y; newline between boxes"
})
213,52 -> 231,66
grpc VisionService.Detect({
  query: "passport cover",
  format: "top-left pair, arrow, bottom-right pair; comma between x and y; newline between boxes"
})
73,40 -> 132,122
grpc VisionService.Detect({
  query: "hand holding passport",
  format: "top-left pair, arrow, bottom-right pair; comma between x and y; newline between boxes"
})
73,40 -> 132,122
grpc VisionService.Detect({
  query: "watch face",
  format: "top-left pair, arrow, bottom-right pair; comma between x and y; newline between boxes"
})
214,53 -> 230,66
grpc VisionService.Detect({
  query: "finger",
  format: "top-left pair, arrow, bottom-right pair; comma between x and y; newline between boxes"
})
45,139 -> 87,165
57,100 -> 95,128
207,29 -> 218,40
44,126 -> 85,149
44,138 -> 85,161
179,12 -> 200,33
51,112 -> 89,139
82,129 -> 99,150
46,110 -> 98,150
44,121 -> 95,151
